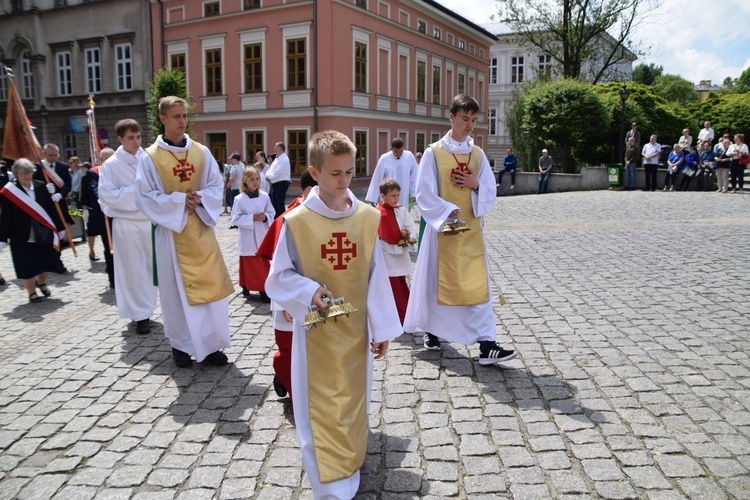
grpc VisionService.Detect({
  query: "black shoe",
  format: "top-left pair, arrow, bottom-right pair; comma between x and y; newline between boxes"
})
423,332 -> 441,351
259,291 -> 271,303
273,375 -> 288,397
241,287 -> 250,297
136,319 -> 151,335
28,292 -> 43,303
478,341 -> 517,365
89,254 -> 100,261
0,278 -> 6,285
172,348 -> 192,367
35,281 -> 51,297
204,350 -> 229,366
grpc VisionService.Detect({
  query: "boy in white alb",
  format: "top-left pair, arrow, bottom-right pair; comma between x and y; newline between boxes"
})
376,177 -> 417,325
231,166 -> 275,302
266,130 -> 401,499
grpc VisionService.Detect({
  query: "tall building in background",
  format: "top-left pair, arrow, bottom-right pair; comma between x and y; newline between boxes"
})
0,0 -> 153,161
150,0 -> 495,177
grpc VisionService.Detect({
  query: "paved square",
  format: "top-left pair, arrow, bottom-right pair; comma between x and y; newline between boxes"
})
1,190 -> 748,499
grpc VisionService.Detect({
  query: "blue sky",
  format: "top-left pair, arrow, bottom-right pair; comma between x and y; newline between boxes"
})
437,0 -> 750,85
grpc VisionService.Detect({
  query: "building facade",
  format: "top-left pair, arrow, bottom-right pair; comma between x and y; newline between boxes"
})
151,0 -> 495,177
484,25 -> 635,167
0,0 -> 153,161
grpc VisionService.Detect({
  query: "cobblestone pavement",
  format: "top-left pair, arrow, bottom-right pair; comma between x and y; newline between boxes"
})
1,190 -> 749,500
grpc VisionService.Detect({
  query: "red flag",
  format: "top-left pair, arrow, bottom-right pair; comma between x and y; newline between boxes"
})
2,78 -> 43,161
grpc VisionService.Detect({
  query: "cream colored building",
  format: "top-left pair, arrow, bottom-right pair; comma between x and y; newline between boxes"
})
0,0 -> 153,161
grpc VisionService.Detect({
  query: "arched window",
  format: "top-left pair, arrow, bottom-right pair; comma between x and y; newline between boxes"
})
20,50 -> 34,100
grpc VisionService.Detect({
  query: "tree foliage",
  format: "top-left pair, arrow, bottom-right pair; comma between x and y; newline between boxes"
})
652,74 -> 699,106
687,93 -> 750,140
504,86 -> 543,172
521,79 -> 609,172
146,68 -> 193,140
724,67 -> 750,94
632,63 -> 663,86
497,0 -> 655,83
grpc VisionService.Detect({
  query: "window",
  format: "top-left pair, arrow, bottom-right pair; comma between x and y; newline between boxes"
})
54,0 -> 67,6
206,133 -> 226,167
204,1 -> 220,16
417,20 -> 426,34
244,43 -> 262,93
63,134 -> 77,159
115,43 -> 133,91
354,131 -> 367,176
244,0 -> 260,9
416,132 -> 425,154
170,53 -> 186,74
205,48 -> 222,96
432,65 -> 440,105
488,109 -> 497,135
287,130 -> 308,176
431,132 -> 440,144
354,42 -> 367,93
56,51 -> 72,96
433,27 -> 441,40
286,38 -> 306,90
85,47 -> 101,94
355,0 -> 366,8
458,40 -> 465,51
489,57 -> 498,84
511,56 -> 524,83
416,60 -> 426,102
539,54 -> 551,78
11,0 -> 23,13
457,73 -> 465,95
21,50 -> 34,100
245,130 -> 264,163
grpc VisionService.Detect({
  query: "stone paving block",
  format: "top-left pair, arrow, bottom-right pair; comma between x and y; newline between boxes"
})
16,473 -> 67,499
676,477 -> 728,500
52,485 -> 98,500
593,480 -> 638,499
654,454 -> 705,478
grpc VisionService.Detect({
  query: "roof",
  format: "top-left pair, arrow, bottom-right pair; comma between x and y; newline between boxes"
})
419,0 -> 498,41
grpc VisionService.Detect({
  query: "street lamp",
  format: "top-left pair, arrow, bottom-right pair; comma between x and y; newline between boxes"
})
618,84 -> 631,170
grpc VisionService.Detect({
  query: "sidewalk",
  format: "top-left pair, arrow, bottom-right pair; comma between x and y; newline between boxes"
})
1,190 -> 749,499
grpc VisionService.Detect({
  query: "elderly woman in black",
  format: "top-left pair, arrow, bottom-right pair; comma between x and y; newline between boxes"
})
0,158 -> 65,302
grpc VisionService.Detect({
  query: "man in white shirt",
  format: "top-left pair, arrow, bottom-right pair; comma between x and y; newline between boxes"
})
365,138 -> 417,208
641,134 -> 661,192
698,121 -> 715,149
265,142 -> 291,218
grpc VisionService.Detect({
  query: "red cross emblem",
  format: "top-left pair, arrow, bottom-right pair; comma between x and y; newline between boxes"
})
321,232 -> 357,270
173,162 -> 196,183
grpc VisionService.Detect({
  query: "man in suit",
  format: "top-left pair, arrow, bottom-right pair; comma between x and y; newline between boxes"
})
35,143 -> 73,273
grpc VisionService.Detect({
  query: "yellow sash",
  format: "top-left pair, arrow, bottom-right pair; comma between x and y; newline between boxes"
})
146,142 -> 233,305
285,202 -> 379,483
431,142 -> 489,305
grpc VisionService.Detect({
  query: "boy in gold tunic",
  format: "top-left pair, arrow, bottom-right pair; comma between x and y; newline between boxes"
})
265,131 -> 402,499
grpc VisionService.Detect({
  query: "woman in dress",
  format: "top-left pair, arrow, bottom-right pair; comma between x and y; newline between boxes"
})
714,138 -> 732,193
255,151 -> 271,193
0,158 -> 65,302
79,162 -> 105,261
664,144 -> 684,192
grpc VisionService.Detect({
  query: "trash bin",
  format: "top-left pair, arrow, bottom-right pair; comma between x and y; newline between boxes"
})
607,164 -> 622,187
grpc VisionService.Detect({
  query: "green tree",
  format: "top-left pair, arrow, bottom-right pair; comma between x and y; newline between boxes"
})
652,74 -> 698,106
522,79 -> 609,172
147,68 -> 194,140
497,0 -> 654,83
632,63 -> 663,86
504,86 -> 543,172
733,67 -> 750,94
688,93 -> 750,140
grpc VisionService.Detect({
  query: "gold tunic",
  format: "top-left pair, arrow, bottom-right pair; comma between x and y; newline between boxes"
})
431,142 -> 489,305
285,202 -> 379,484
146,142 -> 233,306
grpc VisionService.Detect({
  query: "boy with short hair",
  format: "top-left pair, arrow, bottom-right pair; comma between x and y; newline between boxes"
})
404,94 -> 516,365
377,177 -> 417,325
265,130 -> 402,498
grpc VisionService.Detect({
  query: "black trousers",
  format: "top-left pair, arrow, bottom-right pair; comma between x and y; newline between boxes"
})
270,180 -> 290,218
730,160 -> 745,189
644,164 -> 658,191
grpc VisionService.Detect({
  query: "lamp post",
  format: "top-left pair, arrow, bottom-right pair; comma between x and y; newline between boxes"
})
618,84 -> 631,169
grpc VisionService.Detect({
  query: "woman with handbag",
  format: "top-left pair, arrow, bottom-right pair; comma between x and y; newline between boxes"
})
727,133 -> 748,193
698,141 -> 716,192
664,144 -> 684,192
679,146 -> 700,191
714,138 -> 732,193
0,158 -> 65,303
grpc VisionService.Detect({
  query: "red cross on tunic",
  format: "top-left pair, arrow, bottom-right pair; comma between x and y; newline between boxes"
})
321,232 -> 357,270
173,161 -> 196,183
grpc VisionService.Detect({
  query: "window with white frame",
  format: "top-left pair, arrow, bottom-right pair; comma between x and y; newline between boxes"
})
417,20 -> 426,34
354,41 -> 367,93
56,51 -> 72,96
21,50 -> 34,100
458,40 -> 465,51
488,108 -> 497,135
85,47 -> 101,93
489,57 -> 498,84
433,27 -> 441,40
511,56 -> 524,83
538,54 -> 551,78
115,43 -> 133,91
457,73 -> 465,94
